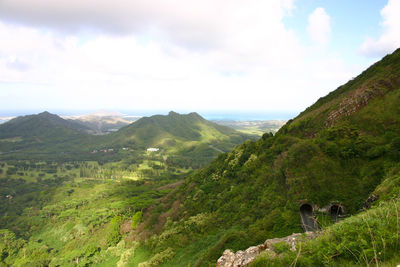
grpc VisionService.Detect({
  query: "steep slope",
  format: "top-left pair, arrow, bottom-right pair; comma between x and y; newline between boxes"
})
140,49 -> 400,266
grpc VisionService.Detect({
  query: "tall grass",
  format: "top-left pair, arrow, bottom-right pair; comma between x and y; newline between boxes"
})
250,198 -> 400,267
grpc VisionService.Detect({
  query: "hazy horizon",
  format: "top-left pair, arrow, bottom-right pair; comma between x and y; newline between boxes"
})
0,109 -> 295,121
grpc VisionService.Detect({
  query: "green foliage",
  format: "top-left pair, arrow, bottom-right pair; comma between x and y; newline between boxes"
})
0,162 -> 177,266
0,111 -> 251,169
84,244 -> 100,258
315,215 -> 334,229
249,252 -> 275,267
107,218 -> 124,247
373,171 -> 400,202
139,247 -> 175,267
1,49 -> 400,266
136,48 -> 400,266
132,211 -> 143,230
272,241 -> 290,254
252,198 -> 400,266
0,229 -> 25,263
193,229 -> 252,267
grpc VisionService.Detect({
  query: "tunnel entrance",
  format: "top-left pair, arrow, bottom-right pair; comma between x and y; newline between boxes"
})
300,204 -> 317,232
329,204 -> 343,222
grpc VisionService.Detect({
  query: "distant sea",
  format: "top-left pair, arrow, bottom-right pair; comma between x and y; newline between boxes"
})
0,110 -> 298,121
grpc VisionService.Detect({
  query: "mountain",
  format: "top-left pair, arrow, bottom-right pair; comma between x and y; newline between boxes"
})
0,111 -> 90,138
105,111 -> 257,167
1,49 -> 399,266
0,111 -> 90,143
140,49 -> 400,266
66,111 -> 138,135
113,111 -> 253,146
0,110 -> 254,165
0,111 -> 98,160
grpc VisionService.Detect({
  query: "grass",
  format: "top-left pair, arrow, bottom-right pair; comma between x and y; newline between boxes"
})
250,198 -> 400,267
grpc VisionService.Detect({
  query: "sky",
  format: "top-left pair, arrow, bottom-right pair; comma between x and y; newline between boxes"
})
0,0 -> 399,119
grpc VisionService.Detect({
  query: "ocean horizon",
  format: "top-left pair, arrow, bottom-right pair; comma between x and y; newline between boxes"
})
0,109 -> 297,121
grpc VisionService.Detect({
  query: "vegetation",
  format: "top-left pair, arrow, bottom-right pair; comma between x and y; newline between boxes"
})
0,111 -> 254,167
132,211 -> 143,230
0,161 -> 180,266
0,48 -> 399,266
131,48 -> 400,266
212,120 -> 286,136
250,196 -> 400,266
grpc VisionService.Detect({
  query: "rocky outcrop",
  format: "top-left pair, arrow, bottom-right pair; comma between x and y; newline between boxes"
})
363,194 -> 379,210
217,232 -> 318,267
325,79 -> 393,127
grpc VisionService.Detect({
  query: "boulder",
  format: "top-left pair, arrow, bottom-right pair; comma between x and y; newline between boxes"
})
217,232 -> 318,267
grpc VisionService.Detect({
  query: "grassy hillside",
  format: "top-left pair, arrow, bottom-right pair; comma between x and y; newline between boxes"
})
1,49 -> 399,266
102,111 -> 256,168
134,49 -> 400,266
250,192 -> 400,266
111,111 -> 253,148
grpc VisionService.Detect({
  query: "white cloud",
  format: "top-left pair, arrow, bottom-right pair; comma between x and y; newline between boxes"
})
5,58 -> 30,72
0,0 -> 294,51
360,0 -> 400,57
0,1 -> 366,114
307,7 -> 331,47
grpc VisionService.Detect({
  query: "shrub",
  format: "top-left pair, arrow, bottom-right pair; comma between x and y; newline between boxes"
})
0,229 -> 25,262
132,211 -> 143,230
272,241 -> 290,254
106,216 -> 122,247
139,247 -> 175,267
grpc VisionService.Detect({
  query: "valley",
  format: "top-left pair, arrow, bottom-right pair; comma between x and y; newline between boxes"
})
211,120 -> 286,136
0,111 -> 259,266
0,48 -> 400,266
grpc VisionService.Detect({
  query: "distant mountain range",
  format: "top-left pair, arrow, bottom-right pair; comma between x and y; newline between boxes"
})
64,111 -> 140,135
0,110 -> 256,164
0,111 -> 287,137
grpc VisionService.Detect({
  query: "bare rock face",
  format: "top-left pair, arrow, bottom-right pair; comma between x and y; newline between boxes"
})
217,232 -> 318,267
217,246 -> 265,267
325,78 -> 394,127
